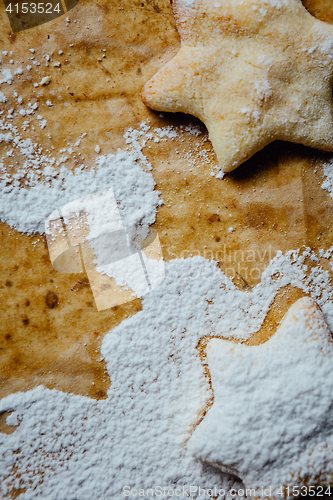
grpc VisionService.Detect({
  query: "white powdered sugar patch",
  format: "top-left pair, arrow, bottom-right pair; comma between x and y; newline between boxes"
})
178,0 -> 196,8
98,254 -> 149,296
304,156 -> 333,211
0,63 -> 202,236
0,69 -> 13,85
1,251 -> 333,498
0,151 -> 161,234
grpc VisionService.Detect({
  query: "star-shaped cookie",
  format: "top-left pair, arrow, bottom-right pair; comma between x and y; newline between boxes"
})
142,0 -> 333,172
187,297 -> 333,498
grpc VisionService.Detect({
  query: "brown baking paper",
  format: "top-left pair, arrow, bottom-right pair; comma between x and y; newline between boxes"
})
0,0 -> 333,420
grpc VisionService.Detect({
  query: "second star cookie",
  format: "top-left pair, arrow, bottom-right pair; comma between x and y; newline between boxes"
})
188,297 -> 333,498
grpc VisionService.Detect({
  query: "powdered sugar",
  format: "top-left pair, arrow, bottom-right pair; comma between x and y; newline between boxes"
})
99,253 -> 150,296
178,0 -> 196,8
0,69 -> 13,85
1,250 -> 333,498
321,156 -> 333,200
0,65 -> 167,235
0,150 -> 161,234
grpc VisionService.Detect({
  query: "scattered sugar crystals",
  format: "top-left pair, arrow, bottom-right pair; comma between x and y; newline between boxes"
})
0,73 -> 211,237
321,156 -> 333,200
1,68 -> 13,85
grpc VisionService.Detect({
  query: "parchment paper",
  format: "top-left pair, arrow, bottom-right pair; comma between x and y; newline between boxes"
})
0,0 -> 333,428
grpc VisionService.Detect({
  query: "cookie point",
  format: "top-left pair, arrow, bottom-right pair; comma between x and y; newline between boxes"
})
289,296 -> 320,315
141,81 -> 155,109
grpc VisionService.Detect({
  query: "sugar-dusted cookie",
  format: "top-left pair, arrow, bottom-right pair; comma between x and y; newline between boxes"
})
188,297 -> 333,498
142,0 -> 333,172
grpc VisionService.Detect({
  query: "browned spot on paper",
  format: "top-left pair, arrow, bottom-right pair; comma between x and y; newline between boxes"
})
45,291 -> 59,309
71,277 -> 90,292
95,390 -> 107,399
208,214 -> 220,223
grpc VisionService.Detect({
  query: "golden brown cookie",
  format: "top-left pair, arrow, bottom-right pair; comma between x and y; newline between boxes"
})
142,0 -> 333,172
